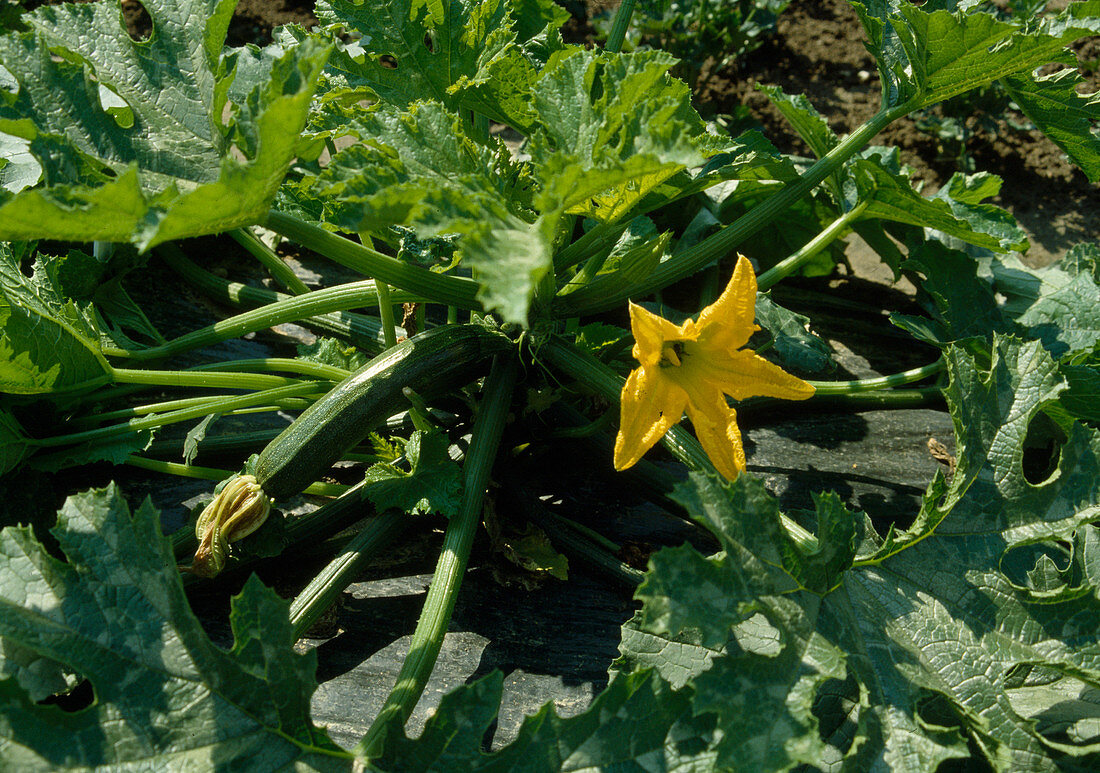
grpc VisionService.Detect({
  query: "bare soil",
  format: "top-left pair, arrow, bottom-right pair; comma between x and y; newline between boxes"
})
694,0 -> 1100,266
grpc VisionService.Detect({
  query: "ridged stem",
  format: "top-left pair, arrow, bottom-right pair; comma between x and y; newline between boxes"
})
560,106 -> 909,314
604,0 -> 637,53
116,245 -> 405,360
357,353 -> 518,759
807,359 -> 944,395
266,211 -> 481,310
289,510 -> 408,639
32,382 -> 326,448
756,201 -> 869,291
229,228 -> 310,295
158,245 -> 395,351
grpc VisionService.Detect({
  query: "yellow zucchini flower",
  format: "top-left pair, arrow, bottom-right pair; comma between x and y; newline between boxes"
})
614,255 -> 815,479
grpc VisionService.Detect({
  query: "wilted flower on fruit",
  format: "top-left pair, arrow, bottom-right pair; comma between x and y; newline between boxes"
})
185,474 -> 271,578
614,254 -> 815,479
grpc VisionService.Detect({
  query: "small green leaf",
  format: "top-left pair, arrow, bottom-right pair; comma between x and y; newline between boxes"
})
855,163 -> 1028,253
26,430 -> 154,474
895,242 -> 1014,346
298,337 -> 371,372
363,430 -> 462,517
754,292 -> 836,374
183,414 -> 219,466
0,409 -> 27,476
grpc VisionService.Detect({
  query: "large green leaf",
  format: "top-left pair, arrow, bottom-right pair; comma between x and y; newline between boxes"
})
854,162 -> 1028,253
0,244 -> 111,394
0,484 -> 351,770
317,100 -> 553,324
608,333 -> 1100,771
854,0 -> 1100,111
1003,66 -> 1100,183
368,665 -> 706,772
530,48 -> 723,224
363,430 -> 463,517
0,0 -> 330,248
313,0 -> 514,111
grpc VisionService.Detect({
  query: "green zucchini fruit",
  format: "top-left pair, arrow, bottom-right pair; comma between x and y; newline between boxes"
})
256,324 -> 511,500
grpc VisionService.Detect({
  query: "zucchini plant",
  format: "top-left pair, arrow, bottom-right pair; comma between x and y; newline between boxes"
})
0,0 -> 1099,770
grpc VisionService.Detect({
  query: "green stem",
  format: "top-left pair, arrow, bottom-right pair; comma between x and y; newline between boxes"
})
357,353 -> 518,760
70,391 -> 315,428
229,228 -> 310,295
540,336 -> 816,550
116,245 -> 406,361
33,382 -> 326,448
126,456 -> 350,496
159,245 -> 394,352
562,106 -> 909,314
554,221 -> 627,272
266,211 -> 481,310
148,428 -> 284,460
189,358 -> 350,381
807,359 -> 944,395
360,232 -> 399,348
756,201 -> 869,291
526,503 -> 644,588
289,510 -> 407,640
605,0 -> 637,53
112,367 -> 305,391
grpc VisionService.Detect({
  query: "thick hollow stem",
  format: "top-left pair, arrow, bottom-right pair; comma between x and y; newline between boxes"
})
561,106 -> 909,314
357,353 -> 518,760
111,368 -> 306,391
807,359 -> 945,395
229,228 -> 310,295
289,510 -> 407,640
126,456 -> 350,496
266,211 -> 481,310
604,0 -> 637,53
159,246 -> 395,352
33,382 -> 326,448
188,358 -> 350,381
756,201 -> 869,291
69,391 -> 314,428
118,245 -> 406,361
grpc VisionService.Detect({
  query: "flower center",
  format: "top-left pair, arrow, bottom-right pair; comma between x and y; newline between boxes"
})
659,340 -> 687,368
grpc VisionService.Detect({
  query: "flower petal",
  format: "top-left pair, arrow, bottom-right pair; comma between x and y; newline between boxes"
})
692,349 -> 816,402
696,254 -> 759,351
685,391 -> 746,480
614,365 -> 688,471
629,301 -> 693,368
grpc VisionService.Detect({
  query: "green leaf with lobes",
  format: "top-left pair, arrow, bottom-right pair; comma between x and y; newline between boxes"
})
0,485 -> 350,770
1003,66 -> 1100,183
0,0 -> 331,249
363,430 -> 463,517
530,48 -> 725,224
317,100 -> 554,325
854,0 -> 1100,111
0,243 -> 111,394
313,0 -> 515,111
